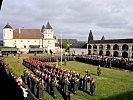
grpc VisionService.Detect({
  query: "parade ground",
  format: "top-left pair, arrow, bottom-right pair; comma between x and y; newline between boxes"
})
3,54 -> 133,100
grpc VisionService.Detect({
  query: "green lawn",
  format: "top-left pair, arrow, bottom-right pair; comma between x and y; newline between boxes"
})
3,54 -> 133,100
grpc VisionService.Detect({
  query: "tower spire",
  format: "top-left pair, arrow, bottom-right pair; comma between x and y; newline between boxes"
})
45,21 -> 53,29
41,25 -> 45,32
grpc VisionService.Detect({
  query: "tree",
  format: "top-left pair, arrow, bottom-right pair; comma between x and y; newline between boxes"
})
88,30 -> 93,43
101,35 -> 105,40
62,41 -> 70,52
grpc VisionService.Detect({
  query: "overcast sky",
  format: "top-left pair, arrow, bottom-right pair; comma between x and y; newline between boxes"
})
0,0 -> 133,41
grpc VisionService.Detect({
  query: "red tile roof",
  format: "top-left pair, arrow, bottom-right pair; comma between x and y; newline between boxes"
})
13,29 -> 42,39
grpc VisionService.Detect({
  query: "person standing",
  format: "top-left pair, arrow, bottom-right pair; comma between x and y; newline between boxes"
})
37,79 -> 44,100
51,78 -> 58,98
63,76 -> 70,95
90,77 -> 96,96
82,74 -> 88,92
97,65 -> 101,76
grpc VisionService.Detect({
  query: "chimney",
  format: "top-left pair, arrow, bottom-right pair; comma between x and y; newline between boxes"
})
19,27 -> 21,34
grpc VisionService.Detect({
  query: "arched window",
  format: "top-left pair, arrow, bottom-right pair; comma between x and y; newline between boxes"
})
122,51 -> 128,58
106,51 -> 110,56
122,44 -> 128,51
88,45 -> 91,49
88,50 -> 91,55
93,45 -> 97,49
93,50 -> 97,55
113,44 -> 119,50
99,50 -> 103,55
99,45 -> 103,50
107,44 -> 111,50
113,51 -> 119,57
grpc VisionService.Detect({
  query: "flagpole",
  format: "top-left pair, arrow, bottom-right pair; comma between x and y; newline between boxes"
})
61,33 -> 62,66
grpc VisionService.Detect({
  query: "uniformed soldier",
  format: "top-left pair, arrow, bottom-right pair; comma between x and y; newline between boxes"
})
33,76 -> 39,96
97,65 -> 101,76
72,77 -> 78,94
51,79 -> 58,98
23,68 -> 28,84
78,74 -> 83,90
82,74 -> 88,92
90,77 -> 96,96
37,79 -> 44,100
47,77 -> 51,93
63,76 -> 70,95
29,73 -> 34,91
64,58 -> 67,66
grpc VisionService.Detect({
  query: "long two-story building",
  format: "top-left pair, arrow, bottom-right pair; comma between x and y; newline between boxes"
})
87,39 -> 133,58
2,22 -> 58,53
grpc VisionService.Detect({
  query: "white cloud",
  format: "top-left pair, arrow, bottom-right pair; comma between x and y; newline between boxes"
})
0,0 -> 133,41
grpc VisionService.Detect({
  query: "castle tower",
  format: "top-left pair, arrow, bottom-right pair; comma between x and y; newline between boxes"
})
43,21 -> 54,39
3,23 -> 14,47
42,21 -> 55,53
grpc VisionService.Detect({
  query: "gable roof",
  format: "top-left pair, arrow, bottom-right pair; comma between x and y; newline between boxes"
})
13,29 -> 42,39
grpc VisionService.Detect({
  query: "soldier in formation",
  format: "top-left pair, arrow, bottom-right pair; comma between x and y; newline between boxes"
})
90,77 -> 96,96
23,58 -> 97,98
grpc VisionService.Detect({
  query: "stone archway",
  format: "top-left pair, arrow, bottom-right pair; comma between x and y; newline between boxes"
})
107,44 -> 111,50
88,50 -> 91,55
99,50 -> 103,55
99,45 -> 103,50
93,45 -> 97,49
88,45 -> 91,49
113,44 -> 119,50
122,44 -> 128,51
113,51 -> 119,57
93,50 -> 97,55
122,51 -> 128,58
106,51 -> 110,56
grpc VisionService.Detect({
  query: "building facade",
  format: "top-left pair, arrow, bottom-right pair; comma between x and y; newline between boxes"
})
2,22 -> 57,53
87,39 -> 133,58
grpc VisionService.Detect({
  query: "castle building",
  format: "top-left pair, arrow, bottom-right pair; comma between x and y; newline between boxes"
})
87,38 -> 133,58
2,22 -> 57,53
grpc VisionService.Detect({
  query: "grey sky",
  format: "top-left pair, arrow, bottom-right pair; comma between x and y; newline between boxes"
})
0,0 -> 133,41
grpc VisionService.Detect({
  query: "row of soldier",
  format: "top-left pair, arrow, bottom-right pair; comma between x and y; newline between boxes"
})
23,68 -> 45,100
0,61 -> 28,100
76,55 -> 133,71
30,55 -> 74,62
23,58 -> 96,98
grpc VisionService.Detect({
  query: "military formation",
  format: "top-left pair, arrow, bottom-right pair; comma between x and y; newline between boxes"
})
31,55 -> 74,62
76,55 -> 133,71
22,57 -> 97,99
0,60 -> 28,100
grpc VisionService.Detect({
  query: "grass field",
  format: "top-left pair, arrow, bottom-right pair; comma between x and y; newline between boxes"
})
3,54 -> 133,100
